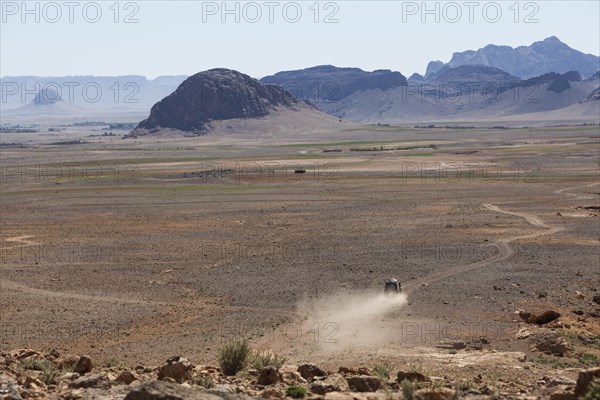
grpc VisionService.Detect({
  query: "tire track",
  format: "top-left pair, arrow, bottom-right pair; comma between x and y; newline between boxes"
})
0,279 -> 164,306
405,200 -> 564,296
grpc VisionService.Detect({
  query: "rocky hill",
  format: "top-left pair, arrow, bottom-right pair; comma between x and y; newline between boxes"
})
32,87 -> 63,105
260,65 -> 407,103
134,69 -> 305,134
425,37 -> 599,80
4,87 -> 85,118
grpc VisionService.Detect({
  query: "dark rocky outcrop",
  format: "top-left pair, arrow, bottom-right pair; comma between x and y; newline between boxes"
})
260,65 -> 406,103
433,64 -> 521,87
547,71 -> 582,93
506,71 -> 581,94
135,69 -> 300,133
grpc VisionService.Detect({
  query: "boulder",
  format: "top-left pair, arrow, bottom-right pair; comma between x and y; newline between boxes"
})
310,374 -> 350,394
0,375 -> 23,400
593,295 -> 600,305
125,380 -> 220,400
117,370 -> 139,385
529,311 -> 561,325
435,340 -> 467,350
126,380 -> 255,400
346,375 -> 381,392
257,366 -> 280,386
528,329 -> 569,355
261,387 -> 285,399
397,371 -> 428,382
549,388 -> 575,400
575,367 -> 600,398
207,384 -> 237,395
157,356 -> 194,383
59,372 -> 79,381
23,376 -> 44,389
547,376 -> 576,387
74,355 -> 93,374
516,327 -> 535,339
69,374 -> 110,389
414,387 -> 456,400
14,349 -> 41,360
297,364 -> 327,381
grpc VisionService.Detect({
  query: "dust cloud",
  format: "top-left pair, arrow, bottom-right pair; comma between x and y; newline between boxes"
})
296,291 -> 408,350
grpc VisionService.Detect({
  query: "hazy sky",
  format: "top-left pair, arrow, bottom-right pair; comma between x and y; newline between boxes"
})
1,1 -> 599,78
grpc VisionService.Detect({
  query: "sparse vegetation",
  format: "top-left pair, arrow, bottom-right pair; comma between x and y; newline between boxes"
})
102,357 -> 127,369
40,364 -> 62,386
22,358 -> 52,371
372,363 -> 391,380
455,379 -> 474,392
21,358 -> 64,385
286,385 -> 307,398
218,339 -> 251,376
249,349 -> 287,370
532,353 -> 600,369
400,379 -> 419,400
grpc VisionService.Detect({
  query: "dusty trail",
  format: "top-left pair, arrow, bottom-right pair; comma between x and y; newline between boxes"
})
553,182 -> 599,200
0,279 -> 164,306
2,234 -> 37,249
404,195 -> 569,296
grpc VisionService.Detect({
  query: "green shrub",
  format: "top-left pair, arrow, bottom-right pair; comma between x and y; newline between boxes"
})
372,363 -> 391,380
42,364 -> 62,385
22,358 -> 52,371
401,379 -> 418,400
219,339 -> 251,376
249,349 -> 287,370
286,385 -> 307,398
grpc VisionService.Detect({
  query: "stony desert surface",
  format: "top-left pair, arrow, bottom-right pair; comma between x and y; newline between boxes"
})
1,122 -> 599,399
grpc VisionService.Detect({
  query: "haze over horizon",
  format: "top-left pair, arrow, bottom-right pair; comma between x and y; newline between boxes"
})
1,1 -> 599,79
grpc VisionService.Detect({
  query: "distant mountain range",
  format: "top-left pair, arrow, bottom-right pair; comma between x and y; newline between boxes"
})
319,67 -> 598,125
0,75 -> 187,113
425,36 -> 599,80
1,37 -> 598,126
